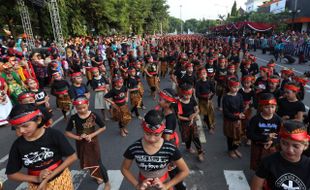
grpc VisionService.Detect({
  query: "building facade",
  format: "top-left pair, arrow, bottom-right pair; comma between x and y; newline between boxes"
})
245,0 -> 266,12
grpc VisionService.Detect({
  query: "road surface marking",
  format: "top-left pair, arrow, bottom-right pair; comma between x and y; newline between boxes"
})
0,155 -> 8,165
196,115 -> 207,143
97,170 -> 124,190
0,169 -> 7,185
224,170 -> 250,190
15,182 -> 27,190
71,169 -> 88,190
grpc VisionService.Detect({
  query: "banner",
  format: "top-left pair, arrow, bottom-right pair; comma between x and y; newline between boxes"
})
270,0 -> 286,14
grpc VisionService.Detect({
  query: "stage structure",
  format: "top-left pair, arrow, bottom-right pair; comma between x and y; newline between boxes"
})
17,0 -> 64,50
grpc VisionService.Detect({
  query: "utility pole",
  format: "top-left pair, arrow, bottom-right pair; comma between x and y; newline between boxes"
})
180,4 -> 183,34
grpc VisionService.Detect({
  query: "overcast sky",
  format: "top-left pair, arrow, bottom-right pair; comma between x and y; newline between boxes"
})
167,0 -> 247,20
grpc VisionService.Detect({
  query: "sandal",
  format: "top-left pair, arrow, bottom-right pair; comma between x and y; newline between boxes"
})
234,150 -> 243,158
228,151 -> 238,159
120,129 -> 127,137
96,178 -> 104,184
198,153 -> 204,162
186,148 -> 196,154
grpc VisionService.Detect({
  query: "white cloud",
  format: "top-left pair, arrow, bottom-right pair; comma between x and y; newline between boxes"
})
167,0 -> 247,20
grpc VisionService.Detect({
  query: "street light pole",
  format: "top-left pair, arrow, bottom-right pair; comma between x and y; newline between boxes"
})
180,4 -> 183,34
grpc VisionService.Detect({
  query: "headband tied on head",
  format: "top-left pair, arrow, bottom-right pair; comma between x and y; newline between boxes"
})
260,66 -> 269,72
242,76 -> 253,82
228,80 -> 240,87
18,93 -> 35,101
72,99 -> 89,106
280,129 -> 310,142
281,69 -> 294,76
259,98 -> 277,105
180,89 -> 193,95
9,110 -> 41,126
293,76 -> 309,87
159,91 -> 183,115
284,84 -> 300,92
90,67 -> 99,73
142,121 -> 165,134
71,72 -> 82,78
268,78 -> 280,84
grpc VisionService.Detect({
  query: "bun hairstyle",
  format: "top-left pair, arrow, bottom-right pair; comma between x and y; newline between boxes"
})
9,104 -> 45,128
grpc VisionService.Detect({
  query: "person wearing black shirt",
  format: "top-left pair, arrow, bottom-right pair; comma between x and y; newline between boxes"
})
280,68 -> 294,91
159,49 -> 168,78
17,92 -> 53,130
158,88 -> 186,190
247,93 -> 282,170
50,72 -> 71,120
121,110 -> 189,190
65,96 -> 110,189
263,75 -> 283,102
178,83 -> 204,161
239,75 -> 255,145
6,104 -> 77,190
144,55 -> 159,99
68,72 -> 90,100
179,63 -> 196,87
105,76 -> 132,137
90,67 -> 110,121
222,78 -> 245,159
215,58 -> 227,110
196,68 -> 216,134
251,120 -> 310,190
26,78 -> 52,113
293,75 -> 308,101
127,67 -> 143,119
277,82 -> 305,122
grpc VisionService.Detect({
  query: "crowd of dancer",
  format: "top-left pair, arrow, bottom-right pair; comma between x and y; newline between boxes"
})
0,33 -> 310,190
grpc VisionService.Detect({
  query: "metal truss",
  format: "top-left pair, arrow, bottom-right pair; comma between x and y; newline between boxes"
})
17,0 -> 35,51
47,0 -> 64,48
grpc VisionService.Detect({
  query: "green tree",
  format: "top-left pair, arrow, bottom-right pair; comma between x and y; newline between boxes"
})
230,1 -> 238,17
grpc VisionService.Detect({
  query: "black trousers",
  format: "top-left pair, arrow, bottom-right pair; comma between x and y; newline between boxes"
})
226,137 -> 239,151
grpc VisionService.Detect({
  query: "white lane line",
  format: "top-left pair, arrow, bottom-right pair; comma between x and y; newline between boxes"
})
97,170 -> 124,190
15,182 -> 27,190
72,169 -> 88,190
196,115 -> 207,143
0,168 -> 7,185
224,170 -> 250,190
0,155 -> 8,165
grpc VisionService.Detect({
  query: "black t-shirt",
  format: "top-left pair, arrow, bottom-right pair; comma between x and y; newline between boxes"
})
254,77 -> 268,91
127,76 -> 139,89
123,139 -> 182,172
164,113 -> 177,135
256,152 -> 310,190
238,88 -> 255,103
66,112 -> 105,135
91,76 -> 109,90
51,79 -> 70,95
180,97 -> 198,118
104,86 -> 127,106
196,79 -> 215,99
247,114 -> 282,143
179,73 -> 196,86
6,128 -> 75,175
31,89 -> 47,104
277,98 -> 305,119
222,93 -> 244,121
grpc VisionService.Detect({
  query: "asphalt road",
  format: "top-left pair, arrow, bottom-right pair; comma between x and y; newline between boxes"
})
1,49 -> 309,190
